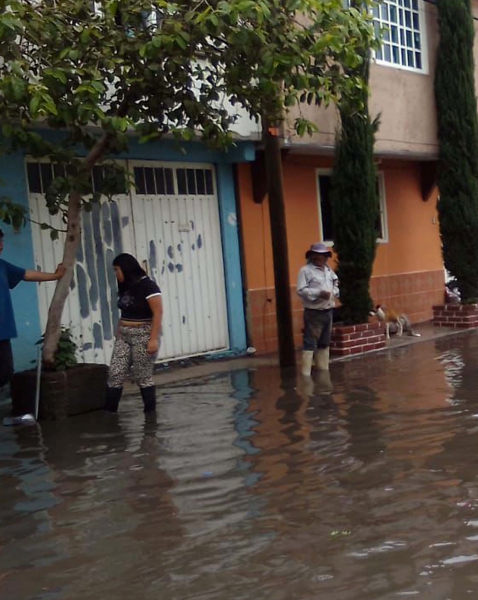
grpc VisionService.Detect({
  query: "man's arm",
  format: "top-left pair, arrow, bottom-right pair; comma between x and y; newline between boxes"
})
23,264 -> 66,282
297,268 -> 319,302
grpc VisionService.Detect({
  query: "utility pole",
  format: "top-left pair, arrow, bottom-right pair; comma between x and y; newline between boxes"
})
263,121 -> 296,368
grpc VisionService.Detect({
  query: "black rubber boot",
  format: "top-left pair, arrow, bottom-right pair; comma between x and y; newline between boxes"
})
104,386 -> 123,413
140,385 -> 156,413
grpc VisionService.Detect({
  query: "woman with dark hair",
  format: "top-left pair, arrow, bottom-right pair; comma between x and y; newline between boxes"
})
104,253 -> 163,414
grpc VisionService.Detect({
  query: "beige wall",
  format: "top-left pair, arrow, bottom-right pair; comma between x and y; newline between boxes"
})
285,0 -> 448,159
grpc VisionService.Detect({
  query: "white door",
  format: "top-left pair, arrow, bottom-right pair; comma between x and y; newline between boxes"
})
26,160 -> 230,364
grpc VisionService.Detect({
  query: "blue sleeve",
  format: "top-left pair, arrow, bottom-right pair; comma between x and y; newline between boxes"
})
5,261 -> 26,289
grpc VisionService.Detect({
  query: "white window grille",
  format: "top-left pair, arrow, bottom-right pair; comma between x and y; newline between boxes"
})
373,0 -> 427,72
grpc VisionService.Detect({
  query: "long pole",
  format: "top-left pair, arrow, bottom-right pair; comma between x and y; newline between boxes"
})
263,122 -> 296,367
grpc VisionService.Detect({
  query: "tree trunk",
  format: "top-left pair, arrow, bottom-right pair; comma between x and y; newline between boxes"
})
42,134 -> 111,367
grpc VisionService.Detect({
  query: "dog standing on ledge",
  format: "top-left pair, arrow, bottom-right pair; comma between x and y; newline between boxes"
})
371,305 -> 421,340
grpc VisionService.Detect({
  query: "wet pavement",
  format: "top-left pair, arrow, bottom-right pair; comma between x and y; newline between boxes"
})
2,333 -> 478,599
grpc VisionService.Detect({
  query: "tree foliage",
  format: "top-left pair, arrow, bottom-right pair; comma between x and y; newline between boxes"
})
435,0 -> 478,302
331,1 -> 379,325
0,0 -> 377,364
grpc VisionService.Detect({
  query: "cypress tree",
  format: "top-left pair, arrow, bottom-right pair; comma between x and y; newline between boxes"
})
435,0 -> 478,302
331,34 -> 379,324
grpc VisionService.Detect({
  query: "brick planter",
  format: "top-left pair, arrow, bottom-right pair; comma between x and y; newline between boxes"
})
330,321 -> 386,357
11,363 -> 108,420
433,304 -> 478,329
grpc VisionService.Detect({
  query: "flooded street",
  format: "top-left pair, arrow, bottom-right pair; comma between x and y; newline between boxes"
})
2,334 -> 478,600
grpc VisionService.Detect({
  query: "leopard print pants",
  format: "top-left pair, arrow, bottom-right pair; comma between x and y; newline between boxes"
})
108,324 -> 156,389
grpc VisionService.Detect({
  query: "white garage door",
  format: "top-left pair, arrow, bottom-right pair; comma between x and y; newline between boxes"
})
26,159 -> 230,364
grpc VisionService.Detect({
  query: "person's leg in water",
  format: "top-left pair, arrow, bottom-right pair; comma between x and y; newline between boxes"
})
105,330 -> 131,412
130,325 -> 157,413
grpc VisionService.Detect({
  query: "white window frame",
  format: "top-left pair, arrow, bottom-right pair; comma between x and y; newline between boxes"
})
372,0 -> 429,74
316,169 -> 389,245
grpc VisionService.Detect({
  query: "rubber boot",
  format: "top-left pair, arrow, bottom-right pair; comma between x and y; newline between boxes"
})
301,350 -> 314,376
315,347 -> 330,371
104,386 -> 123,413
316,370 -> 334,395
296,376 -> 315,400
140,385 -> 156,413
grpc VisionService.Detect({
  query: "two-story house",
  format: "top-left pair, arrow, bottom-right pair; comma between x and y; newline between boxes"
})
237,0 -> 448,354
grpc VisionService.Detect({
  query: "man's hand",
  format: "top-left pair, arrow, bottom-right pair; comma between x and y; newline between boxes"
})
147,338 -> 159,356
55,264 -> 66,280
319,290 -> 331,300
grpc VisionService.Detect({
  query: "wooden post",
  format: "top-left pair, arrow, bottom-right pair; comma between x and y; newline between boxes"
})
263,122 -> 296,367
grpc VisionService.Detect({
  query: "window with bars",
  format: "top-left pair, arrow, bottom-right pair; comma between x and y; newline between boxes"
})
133,166 -> 214,196
26,162 -> 128,195
373,0 -> 426,72
316,171 -> 388,244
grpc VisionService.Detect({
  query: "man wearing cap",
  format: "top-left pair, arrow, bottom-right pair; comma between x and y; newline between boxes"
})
297,242 -> 339,376
0,228 -> 66,393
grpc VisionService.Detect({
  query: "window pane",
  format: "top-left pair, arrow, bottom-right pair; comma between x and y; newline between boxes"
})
27,163 -> 42,193
186,169 -> 197,194
92,166 -> 104,193
177,169 -> 187,195
144,168 -> 156,194
375,179 -> 384,239
196,170 -> 206,195
134,167 -> 146,194
165,169 -> 174,194
53,164 -> 66,180
155,168 -> 165,194
205,170 -> 214,194
318,176 -> 334,242
40,163 -> 53,193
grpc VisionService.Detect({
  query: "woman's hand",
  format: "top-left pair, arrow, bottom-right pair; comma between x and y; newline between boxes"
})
55,264 -> 66,279
147,338 -> 159,356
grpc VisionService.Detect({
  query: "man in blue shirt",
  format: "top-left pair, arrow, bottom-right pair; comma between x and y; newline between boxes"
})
0,228 -> 66,391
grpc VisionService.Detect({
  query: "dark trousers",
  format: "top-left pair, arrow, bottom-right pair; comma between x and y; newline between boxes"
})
0,339 -> 14,388
303,308 -> 333,351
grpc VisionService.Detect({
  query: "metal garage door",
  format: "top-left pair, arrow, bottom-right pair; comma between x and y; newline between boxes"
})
26,159 -> 230,364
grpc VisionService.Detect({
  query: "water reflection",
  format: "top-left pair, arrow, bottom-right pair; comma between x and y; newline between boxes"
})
2,335 -> 478,598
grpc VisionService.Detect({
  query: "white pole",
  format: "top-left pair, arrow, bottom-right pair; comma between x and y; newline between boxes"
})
34,345 -> 42,421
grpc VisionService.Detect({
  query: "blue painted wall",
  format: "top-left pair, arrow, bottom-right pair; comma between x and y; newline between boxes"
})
0,137 -> 255,370
0,153 -> 42,371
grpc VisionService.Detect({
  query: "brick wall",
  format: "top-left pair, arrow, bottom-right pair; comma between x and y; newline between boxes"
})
246,269 -> 444,355
433,304 -> 478,328
330,322 -> 385,357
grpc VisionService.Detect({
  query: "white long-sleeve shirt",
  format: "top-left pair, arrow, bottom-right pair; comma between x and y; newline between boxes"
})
297,262 -> 339,310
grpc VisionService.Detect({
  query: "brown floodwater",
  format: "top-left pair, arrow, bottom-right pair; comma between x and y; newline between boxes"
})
2,334 -> 478,600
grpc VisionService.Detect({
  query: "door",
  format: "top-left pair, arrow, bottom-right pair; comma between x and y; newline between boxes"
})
26,159 -> 230,364
129,161 -> 229,360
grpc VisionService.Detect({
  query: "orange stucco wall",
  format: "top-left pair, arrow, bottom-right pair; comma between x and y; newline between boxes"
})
237,158 -> 444,354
